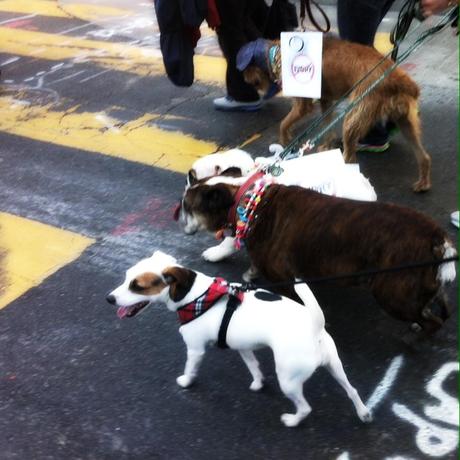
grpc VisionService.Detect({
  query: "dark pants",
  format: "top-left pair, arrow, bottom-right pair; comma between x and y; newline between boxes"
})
338,0 -> 396,144
215,0 -> 269,102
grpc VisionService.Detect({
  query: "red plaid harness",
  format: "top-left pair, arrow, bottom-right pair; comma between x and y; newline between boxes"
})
176,277 -> 245,349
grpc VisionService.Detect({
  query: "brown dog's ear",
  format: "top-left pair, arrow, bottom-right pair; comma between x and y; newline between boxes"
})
162,266 -> 197,302
201,184 -> 235,212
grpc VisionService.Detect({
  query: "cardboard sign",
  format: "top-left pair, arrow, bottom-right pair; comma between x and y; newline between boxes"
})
280,31 -> 323,98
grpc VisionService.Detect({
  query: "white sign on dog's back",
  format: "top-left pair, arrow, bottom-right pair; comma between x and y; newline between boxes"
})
280,31 -> 322,99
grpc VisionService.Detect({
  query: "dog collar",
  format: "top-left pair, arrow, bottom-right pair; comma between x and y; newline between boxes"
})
176,277 -> 244,326
268,45 -> 281,84
227,171 -> 265,231
234,177 -> 274,249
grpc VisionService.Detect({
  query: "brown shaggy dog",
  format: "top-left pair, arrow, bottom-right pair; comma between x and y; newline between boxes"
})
241,37 -> 431,192
181,179 -> 456,337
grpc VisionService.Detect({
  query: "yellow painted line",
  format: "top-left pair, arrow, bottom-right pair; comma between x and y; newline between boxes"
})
240,133 -> 261,147
0,212 -> 94,309
0,27 -> 226,85
0,0 -> 132,19
60,3 -> 133,21
0,96 -> 218,172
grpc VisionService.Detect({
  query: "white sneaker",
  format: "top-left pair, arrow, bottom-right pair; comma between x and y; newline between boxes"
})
213,96 -> 262,112
450,211 -> 459,228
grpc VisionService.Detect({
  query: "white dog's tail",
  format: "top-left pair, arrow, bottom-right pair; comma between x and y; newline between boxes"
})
294,282 -> 325,332
437,240 -> 457,284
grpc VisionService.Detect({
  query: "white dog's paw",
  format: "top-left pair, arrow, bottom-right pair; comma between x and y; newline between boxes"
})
249,379 -> 264,392
280,413 -> 301,428
202,246 -> 228,262
176,375 -> 194,388
358,407 -> 373,423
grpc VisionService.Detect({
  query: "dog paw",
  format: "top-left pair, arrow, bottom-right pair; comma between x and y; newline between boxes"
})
249,379 -> 264,392
242,266 -> 259,283
202,246 -> 227,263
176,375 -> 193,388
280,413 -> 301,428
358,408 -> 373,423
412,179 -> 431,193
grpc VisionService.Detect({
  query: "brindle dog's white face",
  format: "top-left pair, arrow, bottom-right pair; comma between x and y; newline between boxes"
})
180,175 -> 245,235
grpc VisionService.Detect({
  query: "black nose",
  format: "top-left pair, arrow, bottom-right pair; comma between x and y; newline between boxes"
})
106,294 -> 116,305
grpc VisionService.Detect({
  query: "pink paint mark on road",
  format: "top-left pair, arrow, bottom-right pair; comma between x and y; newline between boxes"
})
401,63 -> 417,71
6,19 -> 37,29
111,197 -> 176,236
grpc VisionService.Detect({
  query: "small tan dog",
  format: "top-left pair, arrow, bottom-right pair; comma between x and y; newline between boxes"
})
237,37 -> 431,192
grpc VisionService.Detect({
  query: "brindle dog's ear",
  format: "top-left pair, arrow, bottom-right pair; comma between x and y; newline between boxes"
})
202,185 -> 234,212
162,266 -> 197,302
187,169 -> 198,187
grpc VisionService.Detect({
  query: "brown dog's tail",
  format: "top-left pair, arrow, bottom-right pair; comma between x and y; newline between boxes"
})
436,240 -> 457,284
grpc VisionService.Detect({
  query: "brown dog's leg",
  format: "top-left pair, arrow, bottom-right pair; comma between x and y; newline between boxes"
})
280,98 -> 314,145
341,104 -> 376,163
316,99 -> 337,151
396,101 -> 432,192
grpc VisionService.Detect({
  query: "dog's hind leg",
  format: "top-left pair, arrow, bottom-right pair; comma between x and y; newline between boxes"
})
342,103 -> 376,164
322,332 -> 372,422
395,100 -> 432,192
239,350 -> 264,391
280,98 -> 314,145
317,99 -> 337,151
277,373 -> 312,427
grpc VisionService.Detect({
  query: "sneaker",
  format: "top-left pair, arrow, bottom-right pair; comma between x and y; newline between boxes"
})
356,141 -> 390,153
213,96 -> 262,112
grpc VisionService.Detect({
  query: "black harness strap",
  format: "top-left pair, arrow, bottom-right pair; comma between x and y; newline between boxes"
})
217,294 -> 242,349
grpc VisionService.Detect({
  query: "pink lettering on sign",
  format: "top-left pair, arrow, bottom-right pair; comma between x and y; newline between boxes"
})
291,54 -> 315,84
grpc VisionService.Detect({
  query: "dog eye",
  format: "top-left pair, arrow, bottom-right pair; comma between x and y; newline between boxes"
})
129,279 -> 143,292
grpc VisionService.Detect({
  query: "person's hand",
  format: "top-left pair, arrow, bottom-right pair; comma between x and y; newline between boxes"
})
420,0 -> 458,17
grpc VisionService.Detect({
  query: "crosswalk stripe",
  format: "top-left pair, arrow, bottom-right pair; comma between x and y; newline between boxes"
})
0,0 -> 132,20
0,96 -> 219,172
0,26 -> 226,85
0,212 -> 94,309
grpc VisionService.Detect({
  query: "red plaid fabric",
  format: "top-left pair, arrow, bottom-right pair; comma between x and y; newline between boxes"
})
177,277 -> 244,325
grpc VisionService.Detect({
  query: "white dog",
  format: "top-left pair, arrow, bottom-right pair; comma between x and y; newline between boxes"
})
182,146 -> 377,264
107,250 -> 372,427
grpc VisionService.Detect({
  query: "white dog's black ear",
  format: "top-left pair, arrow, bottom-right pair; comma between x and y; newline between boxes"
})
187,169 -> 198,187
219,167 -> 243,177
162,266 -> 197,302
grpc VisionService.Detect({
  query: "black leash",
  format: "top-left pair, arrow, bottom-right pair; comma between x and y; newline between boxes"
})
299,0 -> 331,33
239,256 -> 459,292
215,255 -> 457,348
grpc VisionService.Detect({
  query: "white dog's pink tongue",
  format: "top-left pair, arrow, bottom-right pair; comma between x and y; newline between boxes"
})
117,306 -> 130,319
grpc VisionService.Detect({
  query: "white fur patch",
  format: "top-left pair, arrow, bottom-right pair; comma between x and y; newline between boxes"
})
437,241 -> 457,283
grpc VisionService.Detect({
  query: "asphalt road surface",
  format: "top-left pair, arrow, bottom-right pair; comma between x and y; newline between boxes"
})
0,1 -> 458,459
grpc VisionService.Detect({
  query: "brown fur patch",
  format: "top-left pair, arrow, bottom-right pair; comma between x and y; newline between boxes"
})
130,273 -> 167,295
162,266 -> 197,302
